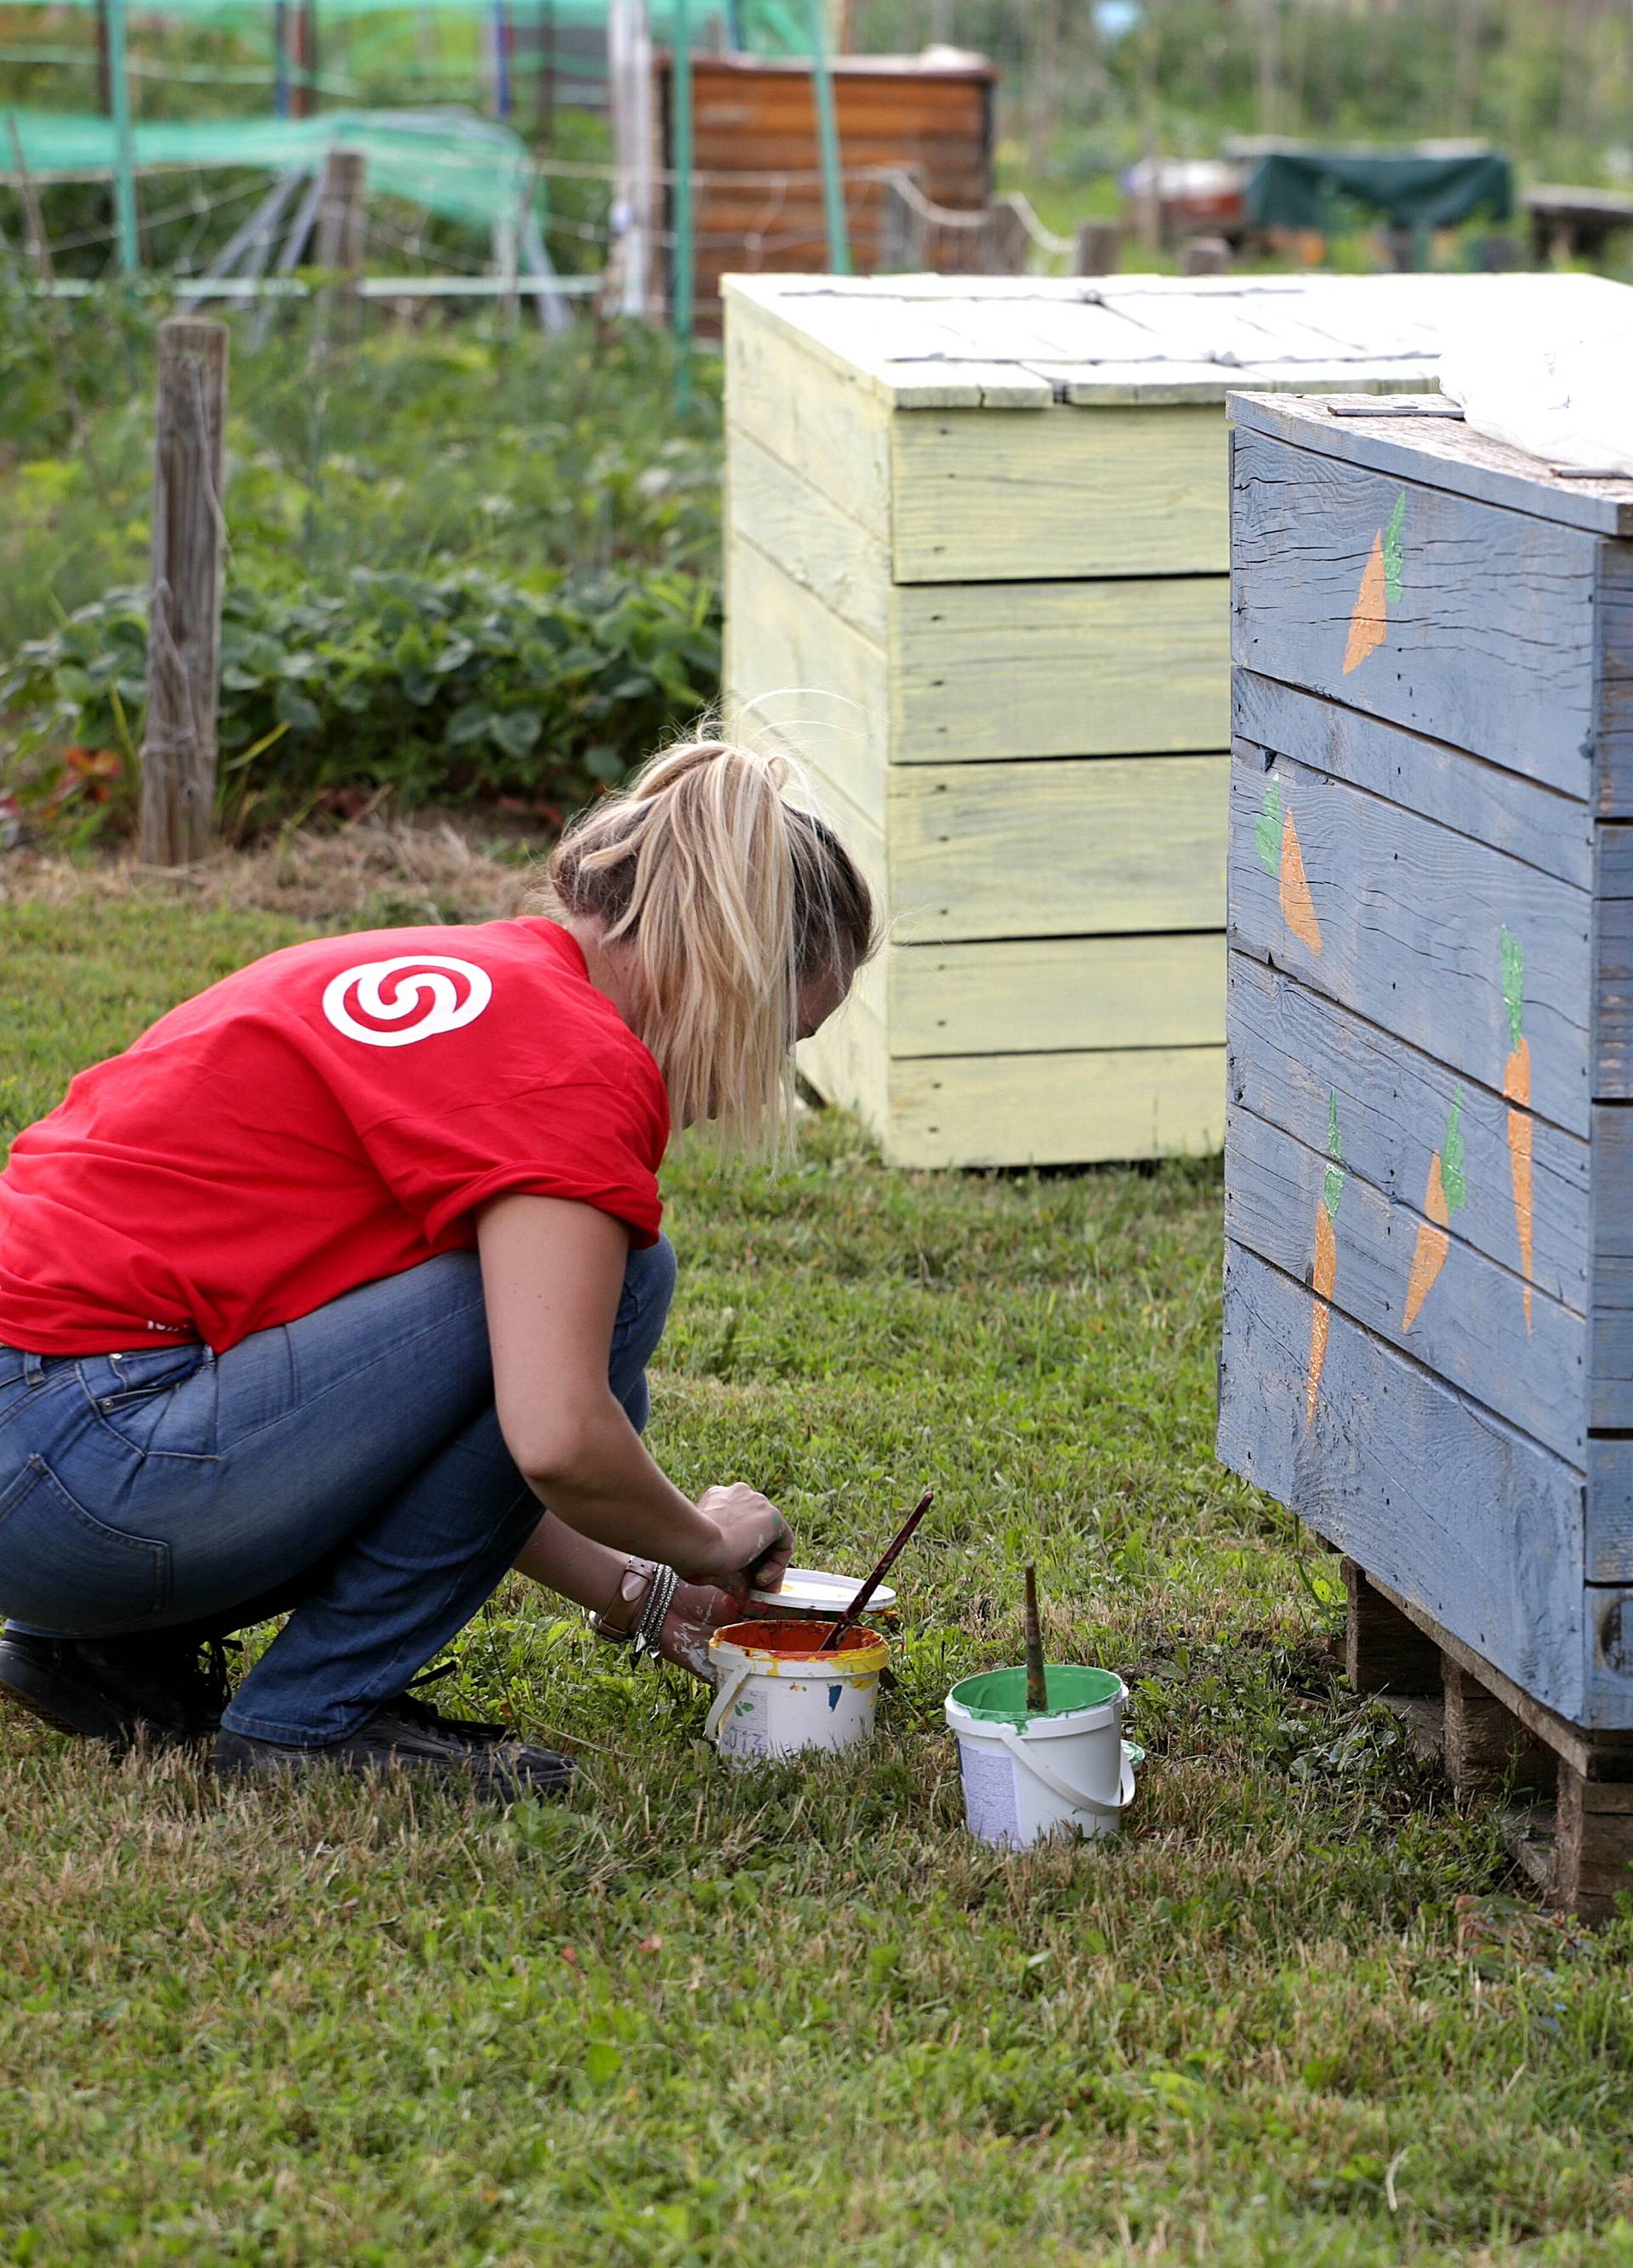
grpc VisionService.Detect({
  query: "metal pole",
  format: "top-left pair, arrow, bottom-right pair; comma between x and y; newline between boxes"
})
492,0 -> 511,116
272,0 -> 291,117
105,0 -> 139,273
806,0 -> 850,276
670,0 -> 694,408
95,0 -> 112,113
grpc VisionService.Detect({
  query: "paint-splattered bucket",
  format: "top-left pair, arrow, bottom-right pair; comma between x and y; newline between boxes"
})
704,1620 -> 889,1766
945,1667 -> 1141,1847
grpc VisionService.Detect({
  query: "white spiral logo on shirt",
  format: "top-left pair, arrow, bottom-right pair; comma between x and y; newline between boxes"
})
321,954 -> 493,1048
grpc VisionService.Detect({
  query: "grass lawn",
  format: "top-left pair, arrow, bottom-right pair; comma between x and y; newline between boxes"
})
4,886 -> 1633,2267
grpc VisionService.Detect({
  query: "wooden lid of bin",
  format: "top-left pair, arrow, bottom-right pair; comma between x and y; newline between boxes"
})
1229,387 -> 1633,537
723,271 -> 1630,413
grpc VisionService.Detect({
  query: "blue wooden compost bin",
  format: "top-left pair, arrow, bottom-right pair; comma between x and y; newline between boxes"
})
1216,390 -> 1633,1731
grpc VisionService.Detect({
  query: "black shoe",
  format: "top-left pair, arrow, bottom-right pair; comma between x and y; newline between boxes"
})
392,1660 -> 514,1747
0,1628 -> 236,1751
214,1706 -> 574,1804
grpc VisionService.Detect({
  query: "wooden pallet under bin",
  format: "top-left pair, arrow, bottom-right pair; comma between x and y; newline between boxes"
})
1343,1557 -> 1633,1923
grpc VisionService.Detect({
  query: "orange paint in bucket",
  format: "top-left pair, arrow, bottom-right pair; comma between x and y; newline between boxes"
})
704,1620 -> 890,1765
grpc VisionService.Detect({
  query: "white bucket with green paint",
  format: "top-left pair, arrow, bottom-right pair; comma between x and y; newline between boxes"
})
945,1667 -> 1140,1847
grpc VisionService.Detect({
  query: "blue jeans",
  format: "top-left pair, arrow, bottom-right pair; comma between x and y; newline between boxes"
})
0,1237 -> 675,1745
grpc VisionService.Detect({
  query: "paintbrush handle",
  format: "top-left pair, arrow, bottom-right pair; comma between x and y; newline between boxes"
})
820,1488 -> 934,1651
1024,1563 -> 1049,1714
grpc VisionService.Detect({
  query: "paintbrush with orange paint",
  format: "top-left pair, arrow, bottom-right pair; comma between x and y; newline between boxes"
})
818,1489 -> 934,1653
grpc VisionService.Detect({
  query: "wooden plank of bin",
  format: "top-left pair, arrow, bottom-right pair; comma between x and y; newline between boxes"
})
725,425 -> 889,645
1232,424 -> 1611,803
1217,1239 -> 1603,1724
887,754 -> 1228,943
1232,671 -> 1595,891
889,934 -> 1224,1057
1588,1439 -> 1633,1584
889,404 -> 1229,581
893,578 -> 1228,759
722,536 -> 888,823
1227,954 -> 1590,1313
887,1046 -> 1224,1169
1226,747 -> 1593,1139
731,533 -> 1231,769
1225,1100 -> 1587,1462
879,362 -> 1057,412
1230,385 -> 1633,538
724,294 -> 890,534
794,959 -> 1224,1168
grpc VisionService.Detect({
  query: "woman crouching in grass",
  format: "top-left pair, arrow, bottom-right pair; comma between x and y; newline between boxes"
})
0,737 -> 875,1803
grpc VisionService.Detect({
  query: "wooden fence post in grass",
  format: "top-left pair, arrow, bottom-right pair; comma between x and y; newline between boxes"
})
138,319 -> 228,868
315,145 -> 367,340
1073,219 -> 1122,276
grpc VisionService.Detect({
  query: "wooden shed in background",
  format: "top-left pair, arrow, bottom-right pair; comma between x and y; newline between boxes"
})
1216,390 -> 1633,1914
657,51 -> 994,322
724,271 -> 1630,1170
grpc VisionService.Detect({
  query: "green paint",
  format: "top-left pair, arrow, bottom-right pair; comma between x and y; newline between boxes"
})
949,1663 -> 1123,1726
1383,492 -> 1406,605
1501,925 -> 1525,1051
1442,1086 -> 1468,1213
1323,1089 -> 1344,1219
1256,781 -> 1283,876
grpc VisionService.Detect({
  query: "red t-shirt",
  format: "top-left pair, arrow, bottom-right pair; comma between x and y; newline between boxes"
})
0,919 -> 669,1356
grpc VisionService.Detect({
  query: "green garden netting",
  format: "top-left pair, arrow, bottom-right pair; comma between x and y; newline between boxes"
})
2,0 -> 807,38
1,107 -> 535,228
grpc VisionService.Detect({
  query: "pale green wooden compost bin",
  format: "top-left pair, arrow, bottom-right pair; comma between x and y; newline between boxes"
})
722,271 -> 1627,1170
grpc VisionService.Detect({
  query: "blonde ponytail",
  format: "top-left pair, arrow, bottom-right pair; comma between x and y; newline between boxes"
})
542,733 -> 877,1152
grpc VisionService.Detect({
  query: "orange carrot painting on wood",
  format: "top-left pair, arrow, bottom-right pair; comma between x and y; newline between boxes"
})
1403,1089 -> 1467,1332
1343,491 -> 1406,677
1501,926 -> 1533,1331
1256,780 -> 1322,954
1306,1091 -> 1345,1426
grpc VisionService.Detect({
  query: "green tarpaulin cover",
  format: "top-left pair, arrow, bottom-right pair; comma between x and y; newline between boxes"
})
1247,149 -> 1513,232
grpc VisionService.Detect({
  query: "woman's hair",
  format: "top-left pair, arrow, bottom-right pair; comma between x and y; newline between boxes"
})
541,732 -> 878,1151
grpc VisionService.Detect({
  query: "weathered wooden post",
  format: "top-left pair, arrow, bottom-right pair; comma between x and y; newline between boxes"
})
314,145 -> 366,340
1072,219 -> 1121,276
1181,232 -> 1232,276
138,319 -> 228,867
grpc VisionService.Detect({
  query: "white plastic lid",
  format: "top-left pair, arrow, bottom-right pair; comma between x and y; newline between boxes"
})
747,1565 -> 898,1616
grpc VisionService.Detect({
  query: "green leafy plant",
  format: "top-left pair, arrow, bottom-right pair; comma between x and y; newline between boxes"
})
0,559 -> 720,840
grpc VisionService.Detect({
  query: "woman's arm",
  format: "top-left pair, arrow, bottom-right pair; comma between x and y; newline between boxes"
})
513,1514 -> 743,1679
477,1192 -> 788,1586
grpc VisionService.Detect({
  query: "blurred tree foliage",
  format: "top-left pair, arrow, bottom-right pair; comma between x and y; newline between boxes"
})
856,0 -> 1633,186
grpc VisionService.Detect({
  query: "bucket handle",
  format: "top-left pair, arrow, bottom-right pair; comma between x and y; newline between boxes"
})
704,1661 -> 754,1746
993,1724 -> 1135,1818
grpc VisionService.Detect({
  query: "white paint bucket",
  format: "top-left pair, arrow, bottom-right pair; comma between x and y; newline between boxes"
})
704,1619 -> 889,1766
945,1666 -> 1141,1847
